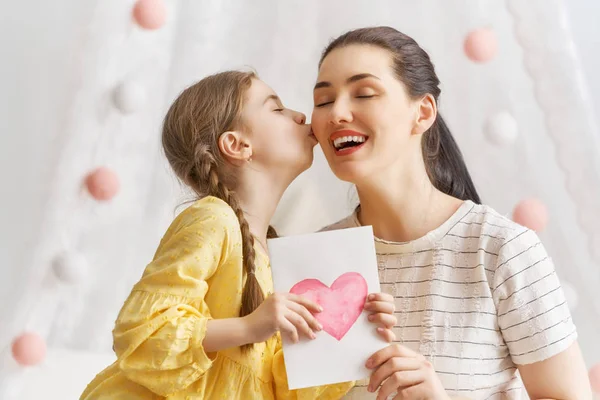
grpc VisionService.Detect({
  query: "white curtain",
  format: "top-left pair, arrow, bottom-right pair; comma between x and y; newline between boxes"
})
1,0 -> 599,373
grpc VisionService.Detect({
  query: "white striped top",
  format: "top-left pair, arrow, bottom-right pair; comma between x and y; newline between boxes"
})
322,200 -> 577,399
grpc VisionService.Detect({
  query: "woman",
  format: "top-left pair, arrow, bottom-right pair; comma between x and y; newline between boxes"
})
312,27 -> 591,399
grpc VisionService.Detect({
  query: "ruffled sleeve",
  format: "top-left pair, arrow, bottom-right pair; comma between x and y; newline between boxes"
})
112,197 -> 238,396
271,334 -> 354,400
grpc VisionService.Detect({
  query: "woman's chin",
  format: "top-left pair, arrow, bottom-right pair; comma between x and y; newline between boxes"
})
329,163 -> 368,184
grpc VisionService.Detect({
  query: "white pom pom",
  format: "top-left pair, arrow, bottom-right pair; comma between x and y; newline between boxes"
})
112,82 -> 146,114
51,251 -> 88,284
561,280 -> 578,311
484,111 -> 519,146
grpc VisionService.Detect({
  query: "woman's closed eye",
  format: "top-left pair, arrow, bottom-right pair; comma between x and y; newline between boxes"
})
315,101 -> 333,108
315,94 -> 376,107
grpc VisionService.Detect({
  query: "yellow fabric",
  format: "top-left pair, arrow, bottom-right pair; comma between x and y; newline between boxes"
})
81,196 -> 353,400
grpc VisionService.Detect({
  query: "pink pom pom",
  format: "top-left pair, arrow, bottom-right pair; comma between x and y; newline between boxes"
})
85,167 -> 120,201
464,28 -> 498,63
132,0 -> 167,30
512,198 -> 549,232
11,332 -> 46,366
589,364 -> 600,393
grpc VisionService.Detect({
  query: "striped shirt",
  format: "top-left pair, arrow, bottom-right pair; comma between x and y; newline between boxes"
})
321,200 -> 577,399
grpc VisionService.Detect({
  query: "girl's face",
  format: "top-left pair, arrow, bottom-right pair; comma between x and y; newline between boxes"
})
238,78 -> 317,179
311,44 -> 426,185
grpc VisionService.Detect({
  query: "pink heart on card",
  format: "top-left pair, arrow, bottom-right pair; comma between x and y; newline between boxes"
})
289,272 -> 368,341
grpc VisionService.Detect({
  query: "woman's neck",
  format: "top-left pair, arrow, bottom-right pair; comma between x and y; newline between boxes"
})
356,170 -> 463,243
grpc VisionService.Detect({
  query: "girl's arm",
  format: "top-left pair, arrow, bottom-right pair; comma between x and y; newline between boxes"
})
112,200 -> 237,396
203,292 -> 322,352
202,317 -> 253,352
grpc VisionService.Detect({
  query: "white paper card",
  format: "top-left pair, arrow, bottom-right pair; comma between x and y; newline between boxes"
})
268,226 -> 386,390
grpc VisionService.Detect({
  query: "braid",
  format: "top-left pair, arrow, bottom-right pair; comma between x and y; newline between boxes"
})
191,144 -> 265,351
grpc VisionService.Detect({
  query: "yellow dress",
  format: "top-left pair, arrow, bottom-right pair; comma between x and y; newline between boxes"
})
81,196 -> 354,400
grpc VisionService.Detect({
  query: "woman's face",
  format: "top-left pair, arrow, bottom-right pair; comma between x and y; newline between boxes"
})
311,44 -> 425,184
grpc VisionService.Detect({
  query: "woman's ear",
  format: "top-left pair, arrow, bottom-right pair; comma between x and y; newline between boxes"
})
412,94 -> 437,136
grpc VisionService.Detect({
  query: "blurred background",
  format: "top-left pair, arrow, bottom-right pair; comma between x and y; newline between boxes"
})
1,0 -> 599,398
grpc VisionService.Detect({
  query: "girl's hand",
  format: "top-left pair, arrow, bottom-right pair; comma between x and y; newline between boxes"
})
245,292 -> 322,344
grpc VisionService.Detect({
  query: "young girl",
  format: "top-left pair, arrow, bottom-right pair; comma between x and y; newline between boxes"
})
80,71 -> 397,399
311,27 -> 592,399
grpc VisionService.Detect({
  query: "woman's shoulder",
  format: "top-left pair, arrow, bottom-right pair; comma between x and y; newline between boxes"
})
457,201 -> 544,257
318,201 -> 540,254
318,213 -> 359,232
460,201 -> 528,238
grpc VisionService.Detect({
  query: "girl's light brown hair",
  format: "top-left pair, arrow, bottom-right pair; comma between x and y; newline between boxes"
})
162,71 -> 277,350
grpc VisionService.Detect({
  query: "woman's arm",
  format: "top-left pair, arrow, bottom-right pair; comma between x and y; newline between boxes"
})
518,341 -> 592,400
492,229 -> 592,399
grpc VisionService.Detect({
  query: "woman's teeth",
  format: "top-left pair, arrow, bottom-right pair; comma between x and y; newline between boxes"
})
333,136 -> 366,150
